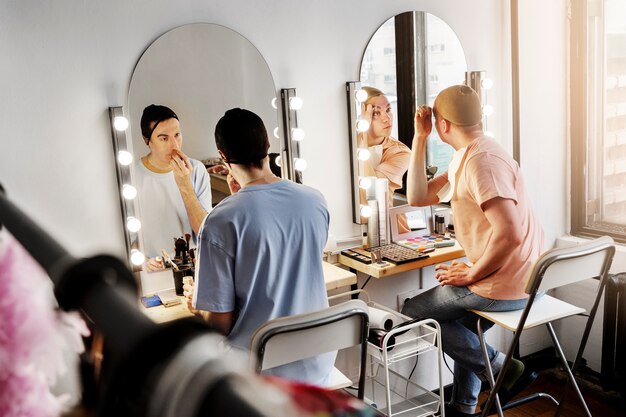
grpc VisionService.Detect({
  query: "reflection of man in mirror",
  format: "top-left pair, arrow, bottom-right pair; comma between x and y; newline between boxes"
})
402,86 -> 544,416
360,86 -> 411,208
135,105 -> 212,269
184,108 -> 333,386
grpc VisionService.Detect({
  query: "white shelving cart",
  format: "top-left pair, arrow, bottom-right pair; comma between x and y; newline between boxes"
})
332,290 -> 445,417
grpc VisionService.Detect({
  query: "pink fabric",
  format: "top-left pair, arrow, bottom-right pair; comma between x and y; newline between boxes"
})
452,137 -> 544,300
0,230 -> 88,417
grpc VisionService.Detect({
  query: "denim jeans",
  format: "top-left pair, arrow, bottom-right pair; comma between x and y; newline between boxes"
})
401,285 -> 527,414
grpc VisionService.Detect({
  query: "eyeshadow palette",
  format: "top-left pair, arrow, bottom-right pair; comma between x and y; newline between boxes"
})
341,249 -> 372,264
396,235 -> 456,252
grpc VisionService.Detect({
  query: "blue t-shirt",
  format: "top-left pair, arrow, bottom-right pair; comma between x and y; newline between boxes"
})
193,180 -> 334,386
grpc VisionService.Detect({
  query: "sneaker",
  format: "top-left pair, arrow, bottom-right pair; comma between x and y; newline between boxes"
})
480,368 -> 538,414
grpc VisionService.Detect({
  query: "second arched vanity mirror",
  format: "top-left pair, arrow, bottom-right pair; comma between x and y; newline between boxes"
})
120,23 -> 279,277
348,11 -> 467,224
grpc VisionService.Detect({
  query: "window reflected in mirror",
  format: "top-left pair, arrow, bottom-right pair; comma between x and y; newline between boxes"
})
360,11 -> 467,176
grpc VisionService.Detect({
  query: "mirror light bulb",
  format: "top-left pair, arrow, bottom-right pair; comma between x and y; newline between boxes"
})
481,78 -> 494,90
357,149 -> 370,161
113,116 -> 129,131
275,154 -> 282,167
294,158 -> 308,171
356,119 -> 370,132
359,177 -> 372,190
482,104 -> 494,116
122,184 -> 137,200
117,150 -> 133,166
126,216 -> 141,233
355,89 -> 368,103
273,127 -> 280,139
271,97 -> 278,109
291,128 -> 305,141
289,97 -> 303,110
360,205 -> 373,218
130,249 -> 145,266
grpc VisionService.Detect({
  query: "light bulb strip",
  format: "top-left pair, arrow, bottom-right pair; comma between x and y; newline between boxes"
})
279,88 -> 300,181
109,106 -> 141,269
346,81 -> 367,224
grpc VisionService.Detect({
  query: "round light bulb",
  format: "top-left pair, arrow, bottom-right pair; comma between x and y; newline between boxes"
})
122,184 -> 137,200
130,249 -> 145,266
357,148 -> 370,161
273,127 -> 280,139
113,116 -> 129,131
294,158 -> 308,171
117,150 -> 133,166
275,154 -> 282,167
482,104 -> 494,116
271,97 -> 278,109
291,128 -> 305,141
359,177 -> 372,190
126,216 -> 142,233
481,78 -> 494,90
355,89 -> 368,103
356,119 -> 370,132
289,97 -> 303,110
360,205 -> 373,218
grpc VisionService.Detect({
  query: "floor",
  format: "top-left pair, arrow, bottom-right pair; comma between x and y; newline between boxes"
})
475,368 -> 624,417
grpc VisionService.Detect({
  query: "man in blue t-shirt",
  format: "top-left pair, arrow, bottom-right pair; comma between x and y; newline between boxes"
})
186,108 -> 334,386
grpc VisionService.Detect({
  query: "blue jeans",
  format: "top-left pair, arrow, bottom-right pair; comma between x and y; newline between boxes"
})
401,285 -> 527,414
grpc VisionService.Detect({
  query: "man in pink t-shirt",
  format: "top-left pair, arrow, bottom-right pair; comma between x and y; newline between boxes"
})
401,85 -> 544,416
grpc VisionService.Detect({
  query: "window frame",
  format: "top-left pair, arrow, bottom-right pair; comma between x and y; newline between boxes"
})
570,0 -> 626,243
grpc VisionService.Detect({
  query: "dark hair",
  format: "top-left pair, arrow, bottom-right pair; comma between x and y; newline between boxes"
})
215,108 -> 269,169
140,104 -> 179,143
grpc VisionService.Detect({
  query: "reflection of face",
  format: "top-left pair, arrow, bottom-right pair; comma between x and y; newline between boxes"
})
367,96 -> 393,141
148,118 -> 182,165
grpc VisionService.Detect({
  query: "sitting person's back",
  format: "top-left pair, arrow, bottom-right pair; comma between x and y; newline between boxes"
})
191,108 -> 333,386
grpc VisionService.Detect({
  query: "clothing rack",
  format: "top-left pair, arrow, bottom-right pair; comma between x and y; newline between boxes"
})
0,184 -> 268,417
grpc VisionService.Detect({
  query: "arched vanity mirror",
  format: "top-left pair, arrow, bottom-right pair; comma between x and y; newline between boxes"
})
113,23 -> 279,278
128,23 -> 279,165
348,11 -> 467,224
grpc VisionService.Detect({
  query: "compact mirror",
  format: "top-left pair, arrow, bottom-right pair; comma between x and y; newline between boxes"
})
121,23 -> 278,273
348,11 -> 467,224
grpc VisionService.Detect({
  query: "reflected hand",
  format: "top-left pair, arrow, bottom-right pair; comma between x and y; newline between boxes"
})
146,257 -> 164,272
227,173 -> 241,194
435,260 -> 472,287
207,164 -> 229,175
414,105 -> 433,139
183,282 -> 197,313
170,149 -> 193,189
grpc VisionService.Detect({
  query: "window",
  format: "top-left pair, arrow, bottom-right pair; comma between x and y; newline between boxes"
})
384,74 -> 396,84
572,0 -> 626,242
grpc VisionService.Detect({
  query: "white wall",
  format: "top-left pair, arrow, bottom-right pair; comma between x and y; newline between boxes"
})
2,0 -> 589,395
1,0 -> 509,258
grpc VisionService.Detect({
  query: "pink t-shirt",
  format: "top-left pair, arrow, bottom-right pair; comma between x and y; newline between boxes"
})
446,136 -> 544,300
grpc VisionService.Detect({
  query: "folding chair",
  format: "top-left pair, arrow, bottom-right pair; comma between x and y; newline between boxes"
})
250,299 -> 370,399
471,236 -> 615,416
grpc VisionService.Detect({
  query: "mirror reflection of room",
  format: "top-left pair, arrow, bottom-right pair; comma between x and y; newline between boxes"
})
125,23 -> 279,270
358,86 -> 410,209
134,104 -> 212,270
360,10 -> 467,180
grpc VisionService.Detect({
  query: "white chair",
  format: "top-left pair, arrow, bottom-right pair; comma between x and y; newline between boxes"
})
471,236 -> 615,417
250,299 -> 370,399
